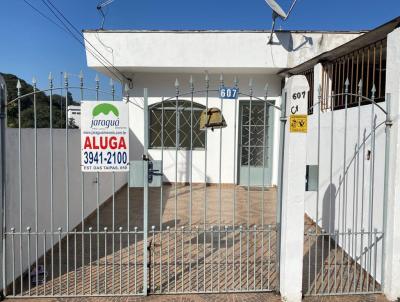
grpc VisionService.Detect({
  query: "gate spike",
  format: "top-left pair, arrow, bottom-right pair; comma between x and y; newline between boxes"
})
371,83 -> 376,99
48,72 -> 53,81
219,73 -> 224,83
263,83 -> 268,96
344,78 -> 349,93
358,79 -> 363,95
95,74 -> 99,82
16,79 -> 21,90
189,75 -> 194,85
64,72 -> 69,87
249,78 -> 253,88
174,78 -> 179,88
32,77 -> 37,86
205,71 -> 209,82
79,70 -> 84,80
205,72 -> 209,89
234,76 -> 239,87
109,78 -> 114,86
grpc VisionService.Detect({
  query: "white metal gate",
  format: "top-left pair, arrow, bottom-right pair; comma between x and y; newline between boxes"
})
0,73 -> 283,297
303,79 -> 391,296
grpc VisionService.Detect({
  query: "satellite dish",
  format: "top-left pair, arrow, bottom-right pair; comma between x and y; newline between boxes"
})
265,0 -> 298,44
265,0 -> 287,19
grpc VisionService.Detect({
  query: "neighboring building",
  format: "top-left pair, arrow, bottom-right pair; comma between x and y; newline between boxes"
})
67,105 -> 81,128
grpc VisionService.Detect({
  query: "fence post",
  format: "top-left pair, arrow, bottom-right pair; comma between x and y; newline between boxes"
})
382,27 -> 400,301
143,88 -> 149,295
279,75 -> 309,302
0,74 -> 7,297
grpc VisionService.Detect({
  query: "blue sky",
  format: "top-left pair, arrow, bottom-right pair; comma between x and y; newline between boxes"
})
0,0 -> 399,99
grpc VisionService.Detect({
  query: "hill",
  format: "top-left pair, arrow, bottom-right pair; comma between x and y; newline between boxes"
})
1,72 -> 79,128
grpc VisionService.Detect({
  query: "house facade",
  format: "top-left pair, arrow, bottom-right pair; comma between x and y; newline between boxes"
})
82,18 -> 400,300
83,29 -> 363,187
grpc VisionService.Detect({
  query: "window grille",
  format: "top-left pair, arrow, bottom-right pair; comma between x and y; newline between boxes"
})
322,39 -> 387,110
149,100 -> 206,149
299,68 -> 315,115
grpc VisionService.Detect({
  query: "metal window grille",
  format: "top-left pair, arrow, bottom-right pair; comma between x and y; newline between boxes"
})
149,100 -> 205,149
322,39 -> 387,110
239,102 -> 270,167
299,68 -> 314,115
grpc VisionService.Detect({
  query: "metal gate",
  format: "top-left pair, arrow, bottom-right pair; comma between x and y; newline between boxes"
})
0,73 -> 282,297
144,76 -> 281,294
303,79 -> 391,296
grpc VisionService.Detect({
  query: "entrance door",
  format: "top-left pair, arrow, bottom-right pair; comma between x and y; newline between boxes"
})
238,101 -> 273,186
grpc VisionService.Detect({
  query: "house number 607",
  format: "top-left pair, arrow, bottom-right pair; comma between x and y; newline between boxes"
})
292,91 -> 306,100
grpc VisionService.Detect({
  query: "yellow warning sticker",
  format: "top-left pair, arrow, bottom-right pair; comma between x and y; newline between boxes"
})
290,115 -> 307,133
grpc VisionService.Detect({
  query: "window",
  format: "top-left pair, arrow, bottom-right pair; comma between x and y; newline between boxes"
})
323,39 -> 387,110
149,100 -> 206,149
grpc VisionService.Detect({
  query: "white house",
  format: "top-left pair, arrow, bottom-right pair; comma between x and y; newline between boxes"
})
83,29 -> 363,187
83,17 -> 400,300
67,105 -> 81,128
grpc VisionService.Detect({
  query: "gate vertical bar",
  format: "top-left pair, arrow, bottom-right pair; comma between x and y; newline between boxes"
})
64,72 -> 70,294
32,77 -> 39,296
17,80 -> 23,295
381,94 -> 391,290
143,88 -> 149,296
276,90 -> 287,289
0,75 -> 7,296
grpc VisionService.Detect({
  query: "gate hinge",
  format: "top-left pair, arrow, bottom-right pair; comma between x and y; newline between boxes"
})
386,120 -> 393,127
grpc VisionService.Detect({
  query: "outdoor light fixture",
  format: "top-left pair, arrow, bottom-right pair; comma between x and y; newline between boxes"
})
199,108 -> 227,131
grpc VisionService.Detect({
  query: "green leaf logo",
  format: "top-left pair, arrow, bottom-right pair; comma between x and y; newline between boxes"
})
92,103 -> 119,117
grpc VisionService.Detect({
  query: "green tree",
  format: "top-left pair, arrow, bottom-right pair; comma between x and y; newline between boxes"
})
1,73 -> 79,128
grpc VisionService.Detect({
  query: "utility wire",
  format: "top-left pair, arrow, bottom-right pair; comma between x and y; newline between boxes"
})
24,0 -> 125,82
43,0 -> 130,83
40,0 -> 125,82
22,0 -> 69,34
24,0 -> 129,83
41,0 -> 124,82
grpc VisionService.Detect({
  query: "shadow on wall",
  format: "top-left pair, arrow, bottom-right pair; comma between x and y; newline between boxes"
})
129,128 -> 144,161
273,32 -> 314,52
322,183 -> 336,234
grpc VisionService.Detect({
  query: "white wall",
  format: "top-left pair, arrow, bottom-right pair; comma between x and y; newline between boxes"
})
126,73 -> 282,185
4,128 -> 127,286
83,31 -> 362,76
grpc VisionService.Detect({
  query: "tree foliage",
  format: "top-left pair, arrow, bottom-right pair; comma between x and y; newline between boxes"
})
1,72 -> 79,128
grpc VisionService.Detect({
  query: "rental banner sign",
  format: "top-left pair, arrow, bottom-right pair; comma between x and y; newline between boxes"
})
81,101 -> 129,172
